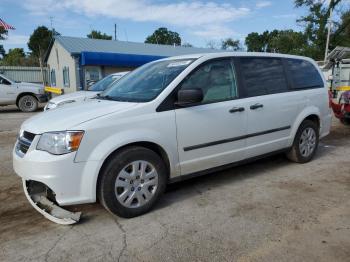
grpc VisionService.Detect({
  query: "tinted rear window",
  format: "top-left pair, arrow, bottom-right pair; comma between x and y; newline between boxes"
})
285,59 -> 323,89
240,57 -> 288,97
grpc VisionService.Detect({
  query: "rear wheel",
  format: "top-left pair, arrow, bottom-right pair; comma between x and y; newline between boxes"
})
18,95 -> 38,112
286,120 -> 319,163
98,146 -> 167,218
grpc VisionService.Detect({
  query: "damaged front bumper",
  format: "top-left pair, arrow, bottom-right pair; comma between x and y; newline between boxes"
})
23,180 -> 81,225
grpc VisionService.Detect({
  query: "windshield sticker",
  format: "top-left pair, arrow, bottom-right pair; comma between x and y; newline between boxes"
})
167,60 -> 192,67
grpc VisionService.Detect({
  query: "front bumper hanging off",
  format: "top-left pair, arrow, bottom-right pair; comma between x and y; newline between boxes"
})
23,179 -> 81,225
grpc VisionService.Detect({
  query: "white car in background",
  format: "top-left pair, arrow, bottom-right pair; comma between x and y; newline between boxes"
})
44,72 -> 129,110
0,74 -> 47,112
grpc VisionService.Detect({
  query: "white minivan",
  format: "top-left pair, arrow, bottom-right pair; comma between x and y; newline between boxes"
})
13,53 -> 332,224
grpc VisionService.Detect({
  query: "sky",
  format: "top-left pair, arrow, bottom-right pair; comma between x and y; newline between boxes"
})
0,0 -> 323,52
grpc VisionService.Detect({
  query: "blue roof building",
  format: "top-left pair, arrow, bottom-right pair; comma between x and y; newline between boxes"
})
45,36 -> 217,92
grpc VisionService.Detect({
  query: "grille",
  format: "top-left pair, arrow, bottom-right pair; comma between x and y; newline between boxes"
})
16,131 -> 36,157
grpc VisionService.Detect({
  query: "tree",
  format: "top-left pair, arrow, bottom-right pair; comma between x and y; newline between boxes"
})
245,30 -> 308,55
145,27 -> 181,46
87,30 -> 112,40
0,45 -> 5,59
206,40 -> 220,49
28,26 -> 56,61
295,0 -> 342,59
332,9 -> 350,47
182,42 -> 193,47
1,48 -> 25,66
0,27 -> 8,40
221,38 -> 241,51
269,30 -> 308,55
245,32 -> 264,52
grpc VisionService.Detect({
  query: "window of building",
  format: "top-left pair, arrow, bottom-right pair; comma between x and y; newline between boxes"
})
240,57 -> 288,97
63,66 -> 70,87
179,59 -> 238,104
285,59 -> 323,89
50,69 -> 56,87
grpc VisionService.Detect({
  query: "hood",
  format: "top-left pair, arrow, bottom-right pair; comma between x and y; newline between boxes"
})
17,82 -> 44,89
49,91 -> 99,104
22,99 -> 139,134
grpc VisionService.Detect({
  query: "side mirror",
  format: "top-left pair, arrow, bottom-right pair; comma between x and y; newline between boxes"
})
177,88 -> 203,106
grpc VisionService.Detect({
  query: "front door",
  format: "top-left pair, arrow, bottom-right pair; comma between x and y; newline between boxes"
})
175,58 -> 248,175
0,76 -> 16,104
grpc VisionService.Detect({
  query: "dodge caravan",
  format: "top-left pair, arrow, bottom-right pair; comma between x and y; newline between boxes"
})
13,53 -> 332,224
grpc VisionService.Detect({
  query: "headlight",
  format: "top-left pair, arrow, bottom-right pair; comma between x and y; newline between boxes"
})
38,89 -> 45,94
57,100 -> 76,107
37,131 -> 84,155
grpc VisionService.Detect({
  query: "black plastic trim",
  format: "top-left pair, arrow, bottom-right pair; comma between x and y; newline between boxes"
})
183,125 -> 291,152
169,147 -> 291,183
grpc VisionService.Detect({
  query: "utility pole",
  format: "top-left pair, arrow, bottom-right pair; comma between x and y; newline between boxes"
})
49,16 -> 55,36
114,24 -> 117,40
324,7 -> 333,63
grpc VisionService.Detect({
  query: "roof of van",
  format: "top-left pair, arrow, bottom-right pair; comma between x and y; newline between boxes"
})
166,52 -> 314,61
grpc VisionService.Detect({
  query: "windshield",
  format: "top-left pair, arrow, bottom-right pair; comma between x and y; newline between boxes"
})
1,74 -> 18,83
88,74 -> 125,92
99,59 -> 194,102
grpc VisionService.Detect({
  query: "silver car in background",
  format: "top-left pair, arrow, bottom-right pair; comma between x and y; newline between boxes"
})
44,71 -> 129,110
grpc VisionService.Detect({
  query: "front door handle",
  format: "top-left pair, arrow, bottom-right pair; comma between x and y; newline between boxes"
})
250,103 -> 263,110
229,107 -> 245,113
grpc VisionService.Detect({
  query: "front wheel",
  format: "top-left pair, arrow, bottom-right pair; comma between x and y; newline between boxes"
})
18,95 -> 38,112
98,146 -> 167,218
286,120 -> 319,163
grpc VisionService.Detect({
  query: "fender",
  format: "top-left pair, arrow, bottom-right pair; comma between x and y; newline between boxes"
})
288,106 -> 321,146
74,128 -> 180,203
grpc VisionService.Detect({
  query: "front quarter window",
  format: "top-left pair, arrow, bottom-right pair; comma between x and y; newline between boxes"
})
100,59 -> 194,102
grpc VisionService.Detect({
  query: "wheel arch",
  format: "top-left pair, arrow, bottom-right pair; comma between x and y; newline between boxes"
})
16,92 -> 38,107
289,107 -> 321,146
96,141 -> 171,200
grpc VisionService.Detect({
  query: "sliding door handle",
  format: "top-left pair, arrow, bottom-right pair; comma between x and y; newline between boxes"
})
229,107 -> 245,113
250,103 -> 263,110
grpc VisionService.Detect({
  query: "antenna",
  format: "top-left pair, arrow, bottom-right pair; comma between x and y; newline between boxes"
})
114,23 -> 117,40
49,16 -> 55,36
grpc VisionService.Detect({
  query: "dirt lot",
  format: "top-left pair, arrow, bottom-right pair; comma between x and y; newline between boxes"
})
0,105 -> 349,262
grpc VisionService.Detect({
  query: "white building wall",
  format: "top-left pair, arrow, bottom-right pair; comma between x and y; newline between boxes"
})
46,41 -> 78,93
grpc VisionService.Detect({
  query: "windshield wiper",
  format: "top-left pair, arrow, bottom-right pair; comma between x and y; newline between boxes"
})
94,94 -> 114,100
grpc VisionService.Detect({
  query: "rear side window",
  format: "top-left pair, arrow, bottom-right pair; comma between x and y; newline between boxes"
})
285,59 -> 323,89
240,57 -> 288,97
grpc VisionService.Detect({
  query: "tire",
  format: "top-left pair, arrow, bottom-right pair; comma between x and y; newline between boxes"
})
286,120 -> 319,163
98,146 -> 167,218
18,95 -> 38,112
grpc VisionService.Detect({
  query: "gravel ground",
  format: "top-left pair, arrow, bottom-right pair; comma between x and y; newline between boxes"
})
0,105 -> 349,262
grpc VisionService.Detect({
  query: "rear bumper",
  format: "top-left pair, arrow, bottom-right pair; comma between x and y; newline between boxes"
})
35,94 -> 49,103
320,113 -> 332,138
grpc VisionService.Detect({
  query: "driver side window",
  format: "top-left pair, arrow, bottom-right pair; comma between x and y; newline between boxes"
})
179,59 -> 238,104
0,76 -> 11,85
